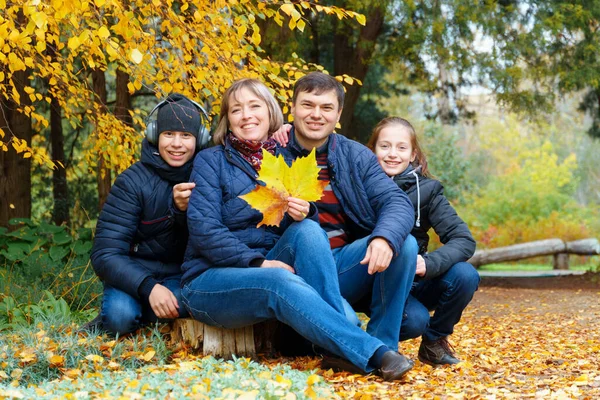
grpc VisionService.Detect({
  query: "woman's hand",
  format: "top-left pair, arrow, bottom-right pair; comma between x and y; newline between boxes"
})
416,255 -> 427,277
173,182 -> 196,211
287,197 -> 310,221
260,259 -> 295,273
272,124 -> 293,147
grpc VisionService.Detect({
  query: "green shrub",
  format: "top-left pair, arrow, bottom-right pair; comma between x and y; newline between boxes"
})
0,219 -> 100,311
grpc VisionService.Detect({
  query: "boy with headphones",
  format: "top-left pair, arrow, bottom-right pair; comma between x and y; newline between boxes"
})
86,93 -> 210,335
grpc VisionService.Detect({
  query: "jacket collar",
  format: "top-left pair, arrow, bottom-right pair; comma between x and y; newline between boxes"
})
288,125 -> 335,157
224,138 -> 259,179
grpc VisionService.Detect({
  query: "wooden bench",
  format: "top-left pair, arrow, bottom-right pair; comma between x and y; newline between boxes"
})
468,238 -> 600,269
168,319 -> 281,358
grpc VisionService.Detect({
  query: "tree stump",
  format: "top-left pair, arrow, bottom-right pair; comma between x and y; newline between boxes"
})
169,319 -> 281,358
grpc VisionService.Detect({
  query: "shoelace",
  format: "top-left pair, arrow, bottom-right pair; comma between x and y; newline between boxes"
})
438,337 -> 457,357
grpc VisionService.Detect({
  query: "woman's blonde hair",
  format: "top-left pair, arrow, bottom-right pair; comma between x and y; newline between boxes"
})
366,116 -> 430,177
213,79 -> 284,145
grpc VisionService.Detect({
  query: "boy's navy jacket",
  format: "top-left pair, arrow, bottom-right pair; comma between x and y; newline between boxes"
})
279,128 -> 415,256
91,139 -> 190,299
393,166 -> 476,280
181,139 -> 317,284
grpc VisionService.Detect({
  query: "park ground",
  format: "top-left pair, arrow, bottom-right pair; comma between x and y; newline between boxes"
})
1,273 -> 599,399
270,272 -> 600,399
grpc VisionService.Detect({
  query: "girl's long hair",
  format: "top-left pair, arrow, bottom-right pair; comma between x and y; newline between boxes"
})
366,116 -> 430,177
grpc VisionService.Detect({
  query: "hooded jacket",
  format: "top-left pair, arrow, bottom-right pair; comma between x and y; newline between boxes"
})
91,139 -> 192,300
279,128 -> 415,255
393,165 -> 476,280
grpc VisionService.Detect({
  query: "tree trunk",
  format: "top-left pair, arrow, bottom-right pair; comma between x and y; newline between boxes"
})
48,45 -> 70,225
91,69 -> 111,210
333,7 -> 385,142
115,69 -> 133,127
0,69 -> 32,228
49,95 -> 69,225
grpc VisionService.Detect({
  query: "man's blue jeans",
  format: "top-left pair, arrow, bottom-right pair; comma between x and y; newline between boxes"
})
400,262 -> 480,342
182,220 -> 385,372
101,276 -> 188,335
334,235 -> 418,351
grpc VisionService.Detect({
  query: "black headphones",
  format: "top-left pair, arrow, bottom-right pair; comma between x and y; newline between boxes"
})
145,95 -> 211,150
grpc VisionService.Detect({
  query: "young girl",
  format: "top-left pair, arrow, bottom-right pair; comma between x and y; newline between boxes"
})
366,116 -> 480,366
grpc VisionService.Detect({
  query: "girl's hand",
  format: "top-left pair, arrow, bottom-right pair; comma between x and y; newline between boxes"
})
287,197 -> 310,221
416,255 -> 427,277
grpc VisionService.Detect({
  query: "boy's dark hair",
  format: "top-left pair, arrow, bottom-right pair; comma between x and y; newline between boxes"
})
292,72 -> 345,109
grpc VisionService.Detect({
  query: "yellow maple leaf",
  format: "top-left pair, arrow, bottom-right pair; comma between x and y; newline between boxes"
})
239,149 -> 327,227
48,354 -> 64,367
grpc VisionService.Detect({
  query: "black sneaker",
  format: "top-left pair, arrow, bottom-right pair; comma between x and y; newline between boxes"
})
78,314 -> 103,333
377,351 -> 414,381
418,337 -> 461,366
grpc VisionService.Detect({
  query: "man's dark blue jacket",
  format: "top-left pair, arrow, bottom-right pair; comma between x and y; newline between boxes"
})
279,128 -> 415,255
91,139 -> 190,300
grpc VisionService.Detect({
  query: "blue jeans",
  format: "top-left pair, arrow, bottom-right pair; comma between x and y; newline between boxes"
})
182,220 -> 384,372
334,235 -> 417,350
400,262 -> 480,341
101,276 -> 188,335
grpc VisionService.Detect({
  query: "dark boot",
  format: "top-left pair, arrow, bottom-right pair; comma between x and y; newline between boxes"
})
321,355 -> 366,375
378,351 -> 414,381
78,314 -> 103,333
418,337 -> 460,366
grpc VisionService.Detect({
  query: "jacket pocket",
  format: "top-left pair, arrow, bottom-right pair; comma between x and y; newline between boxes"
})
138,214 -> 173,239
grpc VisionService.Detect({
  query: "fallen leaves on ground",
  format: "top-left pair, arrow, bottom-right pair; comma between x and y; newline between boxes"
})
1,286 -> 599,398
240,149 -> 327,227
320,287 -> 600,399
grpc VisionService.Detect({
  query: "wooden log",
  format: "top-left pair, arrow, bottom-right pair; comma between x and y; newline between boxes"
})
553,253 -> 570,270
170,319 -> 257,358
469,239 -> 566,267
565,238 -> 600,255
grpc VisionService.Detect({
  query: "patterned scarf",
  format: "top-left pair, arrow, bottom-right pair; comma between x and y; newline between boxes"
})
227,131 -> 277,171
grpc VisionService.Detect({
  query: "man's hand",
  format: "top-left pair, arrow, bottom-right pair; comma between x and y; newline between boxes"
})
416,255 -> 427,277
148,284 -> 179,319
360,237 -> 393,275
286,197 -> 310,222
260,259 -> 295,274
173,182 -> 196,211
271,124 -> 292,147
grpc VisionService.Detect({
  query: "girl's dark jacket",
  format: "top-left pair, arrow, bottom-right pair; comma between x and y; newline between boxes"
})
393,166 -> 476,280
91,139 -> 191,301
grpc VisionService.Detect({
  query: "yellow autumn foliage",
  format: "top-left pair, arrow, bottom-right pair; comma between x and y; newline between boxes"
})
240,149 -> 327,227
0,1 -> 364,176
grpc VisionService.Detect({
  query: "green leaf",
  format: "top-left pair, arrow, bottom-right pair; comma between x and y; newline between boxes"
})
52,232 -> 72,246
36,222 -> 66,235
8,218 -> 34,227
49,245 -> 70,262
72,240 -> 92,256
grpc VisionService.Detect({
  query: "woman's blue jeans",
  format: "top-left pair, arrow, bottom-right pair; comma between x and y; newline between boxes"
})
101,276 -> 188,335
182,220 -> 384,372
334,235 -> 418,351
399,262 -> 480,341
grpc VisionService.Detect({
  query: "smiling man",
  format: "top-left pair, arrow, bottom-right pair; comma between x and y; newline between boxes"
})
280,72 -> 419,377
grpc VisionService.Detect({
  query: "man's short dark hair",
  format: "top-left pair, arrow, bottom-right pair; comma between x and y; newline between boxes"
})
292,72 -> 345,109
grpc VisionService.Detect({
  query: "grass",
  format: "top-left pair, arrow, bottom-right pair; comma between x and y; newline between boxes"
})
478,255 -> 599,272
0,316 -> 336,399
